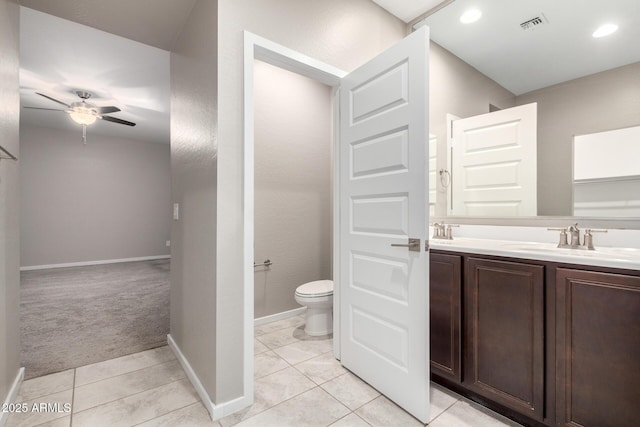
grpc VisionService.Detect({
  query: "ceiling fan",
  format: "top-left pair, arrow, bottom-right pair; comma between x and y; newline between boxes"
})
24,90 -> 136,143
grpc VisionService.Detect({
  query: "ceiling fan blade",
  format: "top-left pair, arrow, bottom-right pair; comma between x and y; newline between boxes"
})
36,92 -> 71,108
24,106 -> 66,111
94,106 -> 121,114
100,115 -> 136,126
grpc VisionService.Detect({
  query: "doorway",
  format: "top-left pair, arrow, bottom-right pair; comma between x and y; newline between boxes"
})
243,28 -> 430,422
243,33 -> 346,410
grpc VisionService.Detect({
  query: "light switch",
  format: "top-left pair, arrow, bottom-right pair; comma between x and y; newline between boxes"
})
173,203 -> 179,220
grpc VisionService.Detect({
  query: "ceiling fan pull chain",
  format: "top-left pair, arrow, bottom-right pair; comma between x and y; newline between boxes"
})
82,124 -> 87,145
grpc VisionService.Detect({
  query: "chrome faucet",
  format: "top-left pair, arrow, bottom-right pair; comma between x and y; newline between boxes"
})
431,222 -> 458,240
568,223 -> 581,247
548,223 -> 607,250
432,223 -> 445,239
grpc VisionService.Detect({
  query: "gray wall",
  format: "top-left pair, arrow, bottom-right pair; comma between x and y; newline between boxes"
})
254,60 -> 332,319
169,0 -> 219,403
217,0 -> 406,404
0,0 -> 21,407
20,126 -> 171,267
516,62 -> 640,216
429,42 -> 516,216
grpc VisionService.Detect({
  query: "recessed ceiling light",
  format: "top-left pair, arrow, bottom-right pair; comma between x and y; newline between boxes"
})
592,23 -> 618,38
460,9 -> 482,24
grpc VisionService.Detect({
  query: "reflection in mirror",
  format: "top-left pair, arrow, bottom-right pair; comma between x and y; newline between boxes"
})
424,0 -> 640,219
573,125 -> 640,217
447,103 -> 537,217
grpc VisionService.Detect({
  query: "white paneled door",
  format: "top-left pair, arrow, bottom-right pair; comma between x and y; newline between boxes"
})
339,27 -> 429,423
450,103 -> 537,216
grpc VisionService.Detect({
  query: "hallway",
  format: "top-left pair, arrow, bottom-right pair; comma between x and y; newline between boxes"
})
20,260 -> 170,379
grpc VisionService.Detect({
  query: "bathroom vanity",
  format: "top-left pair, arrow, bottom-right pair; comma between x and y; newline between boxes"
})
429,237 -> 640,427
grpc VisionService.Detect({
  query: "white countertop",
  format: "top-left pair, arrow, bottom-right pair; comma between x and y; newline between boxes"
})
430,237 -> 640,271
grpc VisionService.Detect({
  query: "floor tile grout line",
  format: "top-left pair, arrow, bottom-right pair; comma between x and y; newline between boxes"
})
71,377 -> 191,418
69,368 -> 76,426
73,345 -> 172,374
12,384 -> 75,407
27,411 -> 70,427
236,385 -> 352,426
320,379 -> 381,414
426,397 -> 460,425
73,354 -> 178,388
129,402 -> 202,427
19,355 -> 177,411
331,411 -> 373,427
254,364 -> 290,380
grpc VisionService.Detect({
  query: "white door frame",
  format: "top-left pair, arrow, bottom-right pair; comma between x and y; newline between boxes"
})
242,31 -> 346,403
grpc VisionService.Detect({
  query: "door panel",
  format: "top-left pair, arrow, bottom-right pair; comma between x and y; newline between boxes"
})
339,26 -> 429,422
429,253 -> 462,382
556,268 -> 640,427
465,258 -> 545,421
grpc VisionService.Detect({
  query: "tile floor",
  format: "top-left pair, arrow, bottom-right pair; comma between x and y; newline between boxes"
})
7,315 -> 522,426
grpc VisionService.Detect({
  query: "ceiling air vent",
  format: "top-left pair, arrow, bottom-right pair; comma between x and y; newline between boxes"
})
520,14 -> 548,31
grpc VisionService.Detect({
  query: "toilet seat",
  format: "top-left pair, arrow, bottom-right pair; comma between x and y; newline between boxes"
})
295,280 -> 333,298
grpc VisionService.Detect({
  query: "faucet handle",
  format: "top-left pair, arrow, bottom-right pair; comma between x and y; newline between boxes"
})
548,227 -> 568,247
585,228 -> 607,233
431,222 -> 443,238
445,224 -> 459,240
583,228 -> 607,250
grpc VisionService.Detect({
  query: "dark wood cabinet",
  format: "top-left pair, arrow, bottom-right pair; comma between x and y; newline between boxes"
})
464,257 -> 545,422
429,253 -> 462,382
430,251 -> 640,427
556,268 -> 640,427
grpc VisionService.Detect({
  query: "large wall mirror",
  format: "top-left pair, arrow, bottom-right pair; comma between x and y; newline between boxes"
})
424,0 -> 640,223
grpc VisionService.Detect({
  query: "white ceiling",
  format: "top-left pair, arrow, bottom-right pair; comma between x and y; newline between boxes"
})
376,0 -> 640,95
20,7 -> 172,144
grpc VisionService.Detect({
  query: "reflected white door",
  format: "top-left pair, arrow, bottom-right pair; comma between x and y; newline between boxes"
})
339,27 -> 429,423
428,134 -> 437,217
450,103 -> 537,216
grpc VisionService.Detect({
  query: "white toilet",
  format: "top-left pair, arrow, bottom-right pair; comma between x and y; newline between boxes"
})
294,280 -> 334,336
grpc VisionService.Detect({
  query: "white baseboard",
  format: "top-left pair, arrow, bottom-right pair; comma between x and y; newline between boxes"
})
0,367 -> 25,427
254,307 -> 306,327
20,255 -> 171,271
167,335 -> 251,421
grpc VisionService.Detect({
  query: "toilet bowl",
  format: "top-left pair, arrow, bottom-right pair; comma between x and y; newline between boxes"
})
295,280 -> 333,336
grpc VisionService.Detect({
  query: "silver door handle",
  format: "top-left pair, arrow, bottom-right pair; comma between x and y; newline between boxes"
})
390,238 -> 420,252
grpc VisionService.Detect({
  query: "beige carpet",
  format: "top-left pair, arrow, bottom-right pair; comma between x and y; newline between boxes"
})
20,259 -> 170,379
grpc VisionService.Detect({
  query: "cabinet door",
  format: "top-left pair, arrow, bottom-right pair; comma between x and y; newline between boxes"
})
430,253 -> 462,382
465,258 -> 545,421
556,268 -> 640,427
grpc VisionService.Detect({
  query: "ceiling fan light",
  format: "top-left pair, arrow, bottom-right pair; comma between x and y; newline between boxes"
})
69,108 -> 97,125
